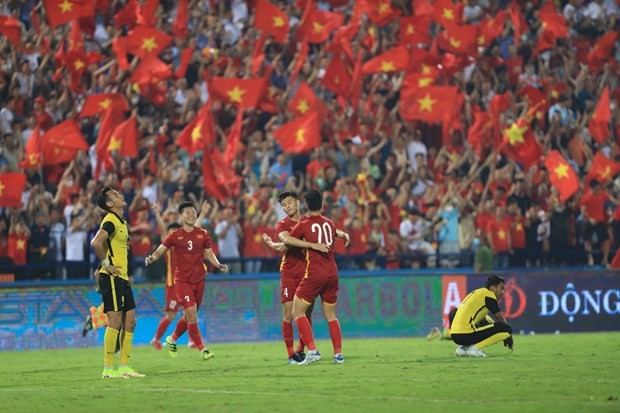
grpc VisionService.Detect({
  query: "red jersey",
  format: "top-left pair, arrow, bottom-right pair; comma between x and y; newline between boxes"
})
290,215 -> 338,277
580,191 -> 610,223
486,217 -> 511,253
276,216 -> 307,278
162,227 -> 211,284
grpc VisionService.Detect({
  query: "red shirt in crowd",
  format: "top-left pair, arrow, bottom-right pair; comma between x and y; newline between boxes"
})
580,191 -> 611,223
486,217 -> 511,253
7,235 -> 28,265
242,222 -> 268,258
507,214 -> 526,250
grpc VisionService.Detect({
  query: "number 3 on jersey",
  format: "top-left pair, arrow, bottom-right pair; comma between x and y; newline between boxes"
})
311,223 -> 333,246
187,240 -> 193,250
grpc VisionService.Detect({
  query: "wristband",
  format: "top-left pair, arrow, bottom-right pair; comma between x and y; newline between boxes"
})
101,258 -> 110,267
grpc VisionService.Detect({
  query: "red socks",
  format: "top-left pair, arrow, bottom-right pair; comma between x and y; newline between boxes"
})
282,320 -> 295,357
154,317 -> 171,341
296,314 -> 312,353
294,316 -> 316,351
187,322 -> 204,351
172,317 -> 187,341
328,319 -> 342,354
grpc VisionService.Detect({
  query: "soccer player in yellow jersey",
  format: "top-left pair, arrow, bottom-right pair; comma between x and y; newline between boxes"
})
91,187 -> 144,378
451,275 -> 514,357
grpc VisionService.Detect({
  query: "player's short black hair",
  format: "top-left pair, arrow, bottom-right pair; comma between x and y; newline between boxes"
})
97,186 -> 114,211
485,275 -> 505,289
304,190 -> 323,212
278,191 -> 298,203
167,222 -> 181,231
178,201 -> 196,214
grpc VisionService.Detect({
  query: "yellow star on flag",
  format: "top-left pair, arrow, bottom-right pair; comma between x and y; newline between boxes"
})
417,93 -> 436,112
380,61 -> 396,72
297,99 -> 310,114
99,98 -> 112,110
313,22 -> 324,34
498,229 -> 506,240
418,77 -> 433,87
478,35 -> 486,45
191,125 -> 202,142
379,2 -> 389,13
516,223 -> 523,231
0,180 -> 5,196
273,16 -> 285,28
141,237 -> 150,245
406,25 -> 414,35
227,86 -> 246,104
449,37 -> 461,48
59,0 -> 73,13
554,163 -> 569,179
421,64 -> 431,74
601,166 -> 612,179
296,129 -> 306,143
368,27 -> 376,37
109,137 -> 122,151
141,37 -> 158,53
73,60 -> 85,70
505,123 -> 527,145
28,154 -> 38,165
442,9 -> 454,20
551,90 -> 559,98
536,111 -> 543,119
17,239 -> 26,250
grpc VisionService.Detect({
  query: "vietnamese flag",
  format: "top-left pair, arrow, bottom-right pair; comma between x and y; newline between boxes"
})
539,2 -> 569,39
478,11 -> 506,47
113,0 -> 139,28
0,15 -> 21,46
508,1 -> 528,45
298,7 -> 344,43
500,119 -> 543,169
177,105 -> 215,156
43,119 -> 89,150
175,46 -> 195,79
19,126 -> 43,169
130,55 -> 172,85
172,0 -> 189,38
0,173 -> 27,207
125,26 -> 172,58
399,86 -> 458,123
287,81 -> 326,119
43,0 -> 94,28
95,108 -> 125,178
209,77 -> 267,109
438,23 -> 478,56
274,112 -> 321,154
468,106 -> 493,154
399,16 -> 430,45
588,31 -> 619,71
362,45 -> 409,74
202,150 -> 230,202
321,54 -> 351,96
224,112 -> 244,164
586,151 -> 620,184
432,0 -> 462,27
366,0 -> 401,27
545,150 -> 579,202
413,0 -> 434,17
108,116 -> 139,158
254,0 -> 289,43
589,86 -> 611,144
80,93 -> 130,118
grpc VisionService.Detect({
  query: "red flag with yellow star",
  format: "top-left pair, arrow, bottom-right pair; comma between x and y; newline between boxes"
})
545,150 -> 579,201
172,0 -> 189,39
399,86 -> 458,123
500,118 -> 543,169
362,46 -> 410,74
0,173 -> 27,207
321,54 -> 351,96
399,16 -> 430,45
94,108 -> 125,178
254,0 -> 289,43
43,119 -> 89,151
130,55 -> 172,85
298,7 -> 344,44
365,0 -> 401,27
539,3 -> 568,39
43,0 -> 94,28
432,0 -> 462,27
401,72 -> 438,99
437,23 -> 478,56
588,31 -> 619,72
108,116 -> 139,158
80,93 -> 130,118
224,112 -> 244,164
19,126 -> 43,169
587,151 -> 620,185
517,86 -> 548,129
274,112 -> 321,154
287,81 -> 326,119
209,77 -> 267,109
478,11 -> 506,48
0,15 -> 21,46
125,26 -> 172,58
589,86 -> 611,144
177,105 -> 215,156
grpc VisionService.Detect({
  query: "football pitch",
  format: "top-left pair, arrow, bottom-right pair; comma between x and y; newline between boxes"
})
2,333 -> 619,413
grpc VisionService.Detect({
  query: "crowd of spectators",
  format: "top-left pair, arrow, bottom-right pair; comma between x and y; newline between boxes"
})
1,0 -> 620,281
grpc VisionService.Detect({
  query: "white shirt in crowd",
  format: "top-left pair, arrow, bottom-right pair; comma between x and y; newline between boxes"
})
215,219 -> 241,258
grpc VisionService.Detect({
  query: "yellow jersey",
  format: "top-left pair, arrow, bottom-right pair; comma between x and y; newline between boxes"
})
99,212 -> 129,281
451,288 -> 501,334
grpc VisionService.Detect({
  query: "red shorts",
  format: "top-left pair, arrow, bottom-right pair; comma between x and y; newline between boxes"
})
280,274 -> 303,304
295,273 -> 338,304
175,281 -> 205,310
165,285 -> 182,312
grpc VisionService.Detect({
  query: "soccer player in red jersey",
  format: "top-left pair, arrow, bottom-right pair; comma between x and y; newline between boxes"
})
279,190 -> 349,365
145,201 -> 228,361
263,191 -> 322,364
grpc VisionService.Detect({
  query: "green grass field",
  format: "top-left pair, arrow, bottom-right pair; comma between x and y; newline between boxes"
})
2,333 -> 619,413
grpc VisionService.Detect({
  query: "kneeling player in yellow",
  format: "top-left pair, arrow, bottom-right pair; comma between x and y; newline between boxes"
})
451,275 -> 514,357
